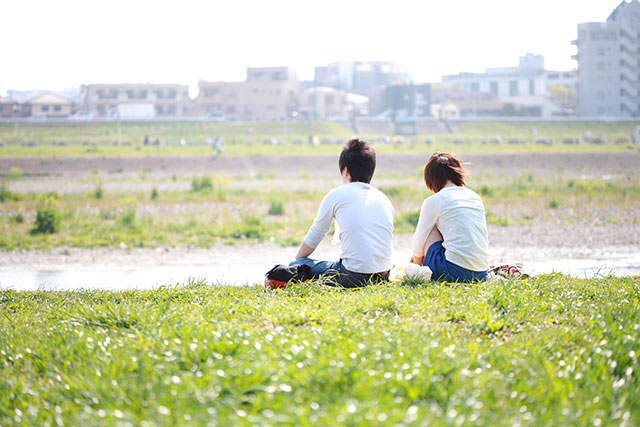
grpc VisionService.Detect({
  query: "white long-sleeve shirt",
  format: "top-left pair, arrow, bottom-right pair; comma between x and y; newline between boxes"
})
304,182 -> 394,273
412,186 -> 489,271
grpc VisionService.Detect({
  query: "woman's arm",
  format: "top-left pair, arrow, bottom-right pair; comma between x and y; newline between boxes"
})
412,196 -> 439,260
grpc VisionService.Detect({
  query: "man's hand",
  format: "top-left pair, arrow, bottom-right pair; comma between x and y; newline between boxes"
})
295,241 -> 315,259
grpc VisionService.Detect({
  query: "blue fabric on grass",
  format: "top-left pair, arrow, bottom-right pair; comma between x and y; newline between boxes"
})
289,257 -> 389,288
424,241 -> 487,283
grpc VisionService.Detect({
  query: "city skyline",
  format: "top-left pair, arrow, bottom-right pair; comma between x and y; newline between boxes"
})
0,0 -> 625,97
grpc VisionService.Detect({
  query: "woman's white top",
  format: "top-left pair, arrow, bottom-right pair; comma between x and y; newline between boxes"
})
412,186 -> 489,271
304,182 -> 394,273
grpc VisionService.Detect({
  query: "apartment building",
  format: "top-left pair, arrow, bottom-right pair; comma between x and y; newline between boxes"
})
194,67 -> 299,121
442,54 -> 576,116
572,0 -> 640,117
314,61 -> 411,99
82,83 -> 190,119
299,87 -> 350,120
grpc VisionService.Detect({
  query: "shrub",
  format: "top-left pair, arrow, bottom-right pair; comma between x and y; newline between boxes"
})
119,208 -> 136,228
268,200 -> 284,215
31,203 -> 60,235
0,183 -> 21,202
151,187 -> 159,200
192,175 -> 213,192
6,167 -> 23,180
10,213 -> 24,223
93,183 -> 104,199
478,185 -> 495,197
548,198 -> 560,208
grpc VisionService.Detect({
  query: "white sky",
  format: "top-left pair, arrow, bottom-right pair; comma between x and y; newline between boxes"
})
0,0 -> 625,97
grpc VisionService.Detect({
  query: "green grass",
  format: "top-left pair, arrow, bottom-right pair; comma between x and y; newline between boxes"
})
1,120 -> 639,157
1,172 -> 638,250
1,275 -> 639,425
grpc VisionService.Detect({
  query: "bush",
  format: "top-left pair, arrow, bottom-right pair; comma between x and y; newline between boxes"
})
0,182 -> 21,202
10,213 -> 24,223
268,200 -> 284,215
6,167 -> 23,180
150,187 -> 159,200
478,185 -> 495,197
548,198 -> 560,208
30,204 -> 60,235
93,183 -> 104,199
191,175 -> 213,192
119,208 -> 137,228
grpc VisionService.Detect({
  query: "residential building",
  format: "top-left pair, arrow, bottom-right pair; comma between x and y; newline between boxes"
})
431,87 -> 506,117
194,67 -> 299,121
314,61 -> 411,99
24,93 -> 72,118
572,0 -> 640,117
379,84 -> 431,119
0,96 -> 17,118
299,87 -> 350,120
81,83 -> 190,118
442,54 -> 576,116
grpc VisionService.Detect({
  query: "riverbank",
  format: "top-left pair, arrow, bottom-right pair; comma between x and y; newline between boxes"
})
2,277 -> 639,425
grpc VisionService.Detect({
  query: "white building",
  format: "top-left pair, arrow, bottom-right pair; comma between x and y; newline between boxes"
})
442,54 -> 576,116
572,0 -> 640,117
82,83 -> 190,118
299,87 -> 351,120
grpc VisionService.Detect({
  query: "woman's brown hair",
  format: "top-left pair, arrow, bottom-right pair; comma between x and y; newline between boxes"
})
423,152 -> 466,192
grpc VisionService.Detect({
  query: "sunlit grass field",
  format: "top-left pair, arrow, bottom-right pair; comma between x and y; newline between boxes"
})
1,276 -> 639,425
1,120 -> 638,157
1,172 -> 639,250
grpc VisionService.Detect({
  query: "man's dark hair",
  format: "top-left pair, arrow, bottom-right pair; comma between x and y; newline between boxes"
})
423,152 -> 466,192
338,138 -> 376,183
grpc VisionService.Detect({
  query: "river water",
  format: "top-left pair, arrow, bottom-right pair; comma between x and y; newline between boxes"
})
1,251 -> 638,292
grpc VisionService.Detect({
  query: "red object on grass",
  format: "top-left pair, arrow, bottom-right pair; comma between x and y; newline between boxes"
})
264,278 -> 288,289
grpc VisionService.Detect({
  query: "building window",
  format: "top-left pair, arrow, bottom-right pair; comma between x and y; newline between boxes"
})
509,81 -> 518,96
597,62 -> 605,71
471,82 -> 479,91
529,80 -> 535,95
53,105 -> 61,112
266,105 -> 276,110
42,105 -> 49,112
597,47 -> 605,56
597,91 -> 605,100
490,81 -> 498,96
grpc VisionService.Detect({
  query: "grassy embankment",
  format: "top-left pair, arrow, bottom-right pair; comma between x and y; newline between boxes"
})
1,276 -> 639,425
1,171 -> 638,250
0,120 -> 639,157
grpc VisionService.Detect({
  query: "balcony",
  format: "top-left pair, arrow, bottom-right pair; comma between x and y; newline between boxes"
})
571,39 -> 578,46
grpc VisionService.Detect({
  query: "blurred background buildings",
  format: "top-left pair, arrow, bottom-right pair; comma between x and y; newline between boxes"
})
0,1 -> 638,123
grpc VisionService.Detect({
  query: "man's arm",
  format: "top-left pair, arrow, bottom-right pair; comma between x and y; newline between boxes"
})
295,192 -> 334,259
295,241 -> 315,259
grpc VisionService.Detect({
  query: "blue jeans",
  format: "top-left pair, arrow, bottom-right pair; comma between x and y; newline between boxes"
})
289,258 -> 389,288
424,241 -> 487,283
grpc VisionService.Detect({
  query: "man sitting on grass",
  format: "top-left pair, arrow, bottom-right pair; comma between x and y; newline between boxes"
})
289,138 -> 394,288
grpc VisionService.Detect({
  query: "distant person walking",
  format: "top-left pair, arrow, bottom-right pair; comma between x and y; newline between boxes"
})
289,139 -> 394,288
411,152 -> 489,282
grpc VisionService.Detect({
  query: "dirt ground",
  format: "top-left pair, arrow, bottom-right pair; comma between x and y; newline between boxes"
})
2,152 -> 639,179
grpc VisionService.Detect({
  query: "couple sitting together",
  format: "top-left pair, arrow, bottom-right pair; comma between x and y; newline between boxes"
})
286,138 -> 488,288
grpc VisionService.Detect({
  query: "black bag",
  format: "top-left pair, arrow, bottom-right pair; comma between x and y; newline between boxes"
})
265,264 -> 313,282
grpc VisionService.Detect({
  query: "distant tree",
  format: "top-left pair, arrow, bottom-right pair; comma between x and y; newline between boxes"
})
548,85 -> 576,111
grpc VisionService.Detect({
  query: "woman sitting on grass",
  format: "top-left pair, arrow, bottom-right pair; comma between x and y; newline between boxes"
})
411,152 -> 489,282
